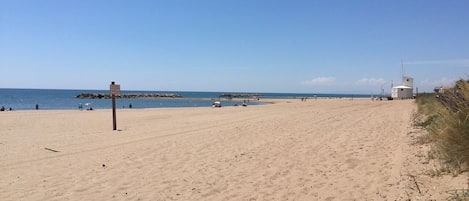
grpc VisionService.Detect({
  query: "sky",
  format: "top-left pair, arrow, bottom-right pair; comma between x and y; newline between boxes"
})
1,0 -> 468,94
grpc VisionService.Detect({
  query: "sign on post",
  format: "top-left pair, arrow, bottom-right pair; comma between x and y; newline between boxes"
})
110,82 -> 120,130
110,84 -> 121,96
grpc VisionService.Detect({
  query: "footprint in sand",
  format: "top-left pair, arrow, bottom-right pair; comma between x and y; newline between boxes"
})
345,158 -> 361,169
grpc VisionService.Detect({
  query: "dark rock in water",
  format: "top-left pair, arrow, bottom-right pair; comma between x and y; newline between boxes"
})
219,93 -> 263,99
76,93 -> 182,99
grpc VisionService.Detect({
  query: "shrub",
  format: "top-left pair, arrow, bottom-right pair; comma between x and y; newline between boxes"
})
415,79 -> 469,174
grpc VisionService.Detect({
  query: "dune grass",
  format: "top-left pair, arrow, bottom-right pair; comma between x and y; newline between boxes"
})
415,79 -> 469,175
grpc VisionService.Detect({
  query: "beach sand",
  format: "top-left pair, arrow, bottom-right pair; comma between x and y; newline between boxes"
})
0,99 -> 466,200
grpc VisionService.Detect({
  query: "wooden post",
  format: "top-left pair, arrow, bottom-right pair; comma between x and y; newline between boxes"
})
112,98 -> 117,130
110,81 -> 120,131
111,82 -> 117,130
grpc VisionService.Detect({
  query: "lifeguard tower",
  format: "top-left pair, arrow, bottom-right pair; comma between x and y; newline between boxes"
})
391,76 -> 414,99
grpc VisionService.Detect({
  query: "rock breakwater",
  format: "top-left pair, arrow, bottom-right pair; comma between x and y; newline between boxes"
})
76,93 -> 182,99
219,93 -> 263,99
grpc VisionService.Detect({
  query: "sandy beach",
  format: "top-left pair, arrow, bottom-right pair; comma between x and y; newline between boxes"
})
0,99 -> 466,200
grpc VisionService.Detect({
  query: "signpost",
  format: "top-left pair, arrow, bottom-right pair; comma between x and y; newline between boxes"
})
110,82 -> 121,130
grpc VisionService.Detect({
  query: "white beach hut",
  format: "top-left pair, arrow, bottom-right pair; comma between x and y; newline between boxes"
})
391,85 -> 413,99
391,76 -> 414,99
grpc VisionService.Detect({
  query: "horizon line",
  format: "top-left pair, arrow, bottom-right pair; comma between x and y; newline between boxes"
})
0,87 -> 378,95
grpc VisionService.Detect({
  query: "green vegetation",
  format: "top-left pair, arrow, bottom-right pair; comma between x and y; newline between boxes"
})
414,79 -> 469,175
448,189 -> 469,201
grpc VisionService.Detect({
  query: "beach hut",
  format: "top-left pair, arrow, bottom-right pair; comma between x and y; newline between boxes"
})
391,85 -> 413,99
391,76 -> 414,99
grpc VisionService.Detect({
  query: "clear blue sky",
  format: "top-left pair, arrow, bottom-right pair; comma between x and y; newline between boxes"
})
1,0 -> 468,93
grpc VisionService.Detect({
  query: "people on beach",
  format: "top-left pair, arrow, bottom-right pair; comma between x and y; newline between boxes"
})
129,103 -> 132,109
1,106 -> 14,111
212,101 -> 221,107
35,104 -> 39,110
85,103 -> 92,111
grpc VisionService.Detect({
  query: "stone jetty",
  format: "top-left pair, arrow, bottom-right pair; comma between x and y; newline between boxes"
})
76,93 -> 182,99
219,93 -> 263,99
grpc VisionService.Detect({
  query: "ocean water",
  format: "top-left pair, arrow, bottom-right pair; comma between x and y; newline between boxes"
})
0,88 -> 370,110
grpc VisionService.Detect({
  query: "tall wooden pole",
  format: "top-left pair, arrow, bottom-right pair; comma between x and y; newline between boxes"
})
111,81 -> 117,130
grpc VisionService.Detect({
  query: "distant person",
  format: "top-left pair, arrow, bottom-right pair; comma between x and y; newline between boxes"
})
129,103 -> 132,109
78,103 -> 83,110
35,104 -> 39,110
0,106 -> 5,111
9,107 -> 13,111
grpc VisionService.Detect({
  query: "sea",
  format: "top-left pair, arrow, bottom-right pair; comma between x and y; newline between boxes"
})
0,88 -> 370,110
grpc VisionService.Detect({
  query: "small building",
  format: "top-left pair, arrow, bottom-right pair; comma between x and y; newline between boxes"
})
391,76 -> 414,99
434,86 -> 452,93
391,85 -> 413,99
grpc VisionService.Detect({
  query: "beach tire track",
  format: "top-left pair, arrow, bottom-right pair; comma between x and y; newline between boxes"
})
0,111 -> 278,168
